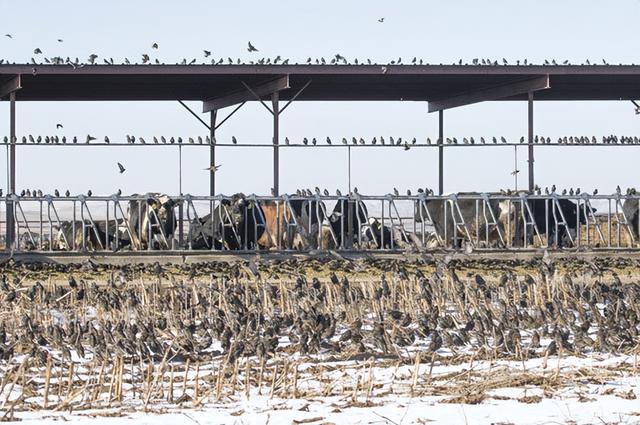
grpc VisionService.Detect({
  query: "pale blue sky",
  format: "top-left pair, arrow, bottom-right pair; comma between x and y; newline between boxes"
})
1,0 -> 639,196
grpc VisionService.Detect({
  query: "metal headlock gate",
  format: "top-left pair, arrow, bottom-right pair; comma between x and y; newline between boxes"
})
2,192 -> 640,254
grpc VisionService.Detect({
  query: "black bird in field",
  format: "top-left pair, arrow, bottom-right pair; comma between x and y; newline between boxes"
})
117,162 -> 126,174
247,42 -> 258,52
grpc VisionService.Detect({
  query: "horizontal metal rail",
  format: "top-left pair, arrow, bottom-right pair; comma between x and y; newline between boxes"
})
5,141 -> 640,148
2,192 -> 639,253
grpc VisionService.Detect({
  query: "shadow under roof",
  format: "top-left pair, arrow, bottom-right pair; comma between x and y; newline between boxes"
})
1,64 -> 640,103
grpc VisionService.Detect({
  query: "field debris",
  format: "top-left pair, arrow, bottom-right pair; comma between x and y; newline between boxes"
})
0,255 -> 639,424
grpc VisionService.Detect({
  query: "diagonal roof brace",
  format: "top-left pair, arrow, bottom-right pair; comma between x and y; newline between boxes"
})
428,75 -> 550,112
202,75 -> 289,113
0,75 -> 21,99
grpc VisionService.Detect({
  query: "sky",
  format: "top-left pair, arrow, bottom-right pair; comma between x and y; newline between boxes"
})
1,0 -> 640,197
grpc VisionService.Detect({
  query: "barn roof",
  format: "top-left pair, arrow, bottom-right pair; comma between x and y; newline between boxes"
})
1,64 -> 640,107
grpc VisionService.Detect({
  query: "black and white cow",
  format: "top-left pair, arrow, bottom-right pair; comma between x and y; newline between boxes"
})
128,193 -> 179,250
500,196 -> 591,248
189,194 -> 313,250
362,217 -> 411,249
414,193 -> 506,248
54,220 -> 127,251
321,198 -> 369,249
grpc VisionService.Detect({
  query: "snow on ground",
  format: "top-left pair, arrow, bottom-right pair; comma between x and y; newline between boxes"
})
8,353 -> 640,425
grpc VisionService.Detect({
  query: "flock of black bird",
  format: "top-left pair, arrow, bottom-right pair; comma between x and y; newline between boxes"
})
0,32 -> 635,68
5,186 -> 637,199
0,257 -> 638,367
5,134 -> 640,147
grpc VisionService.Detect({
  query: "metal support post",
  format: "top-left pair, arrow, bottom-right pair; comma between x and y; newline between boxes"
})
528,91 -> 534,193
6,92 -> 16,251
210,110 -> 217,196
272,92 -> 280,195
177,144 -> 184,248
438,110 -> 444,195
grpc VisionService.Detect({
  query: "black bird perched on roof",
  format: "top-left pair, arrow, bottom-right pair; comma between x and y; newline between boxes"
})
65,190 -> 70,197
247,42 -> 258,52
87,189 -> 92,196
326,137 -> 331,145
54,189 -> 59,197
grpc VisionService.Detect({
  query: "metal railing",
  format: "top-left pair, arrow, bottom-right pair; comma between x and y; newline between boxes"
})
1,192 -> 639,253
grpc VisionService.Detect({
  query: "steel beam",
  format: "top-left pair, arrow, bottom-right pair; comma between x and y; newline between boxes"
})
202,75 -> 289,112
272,92 -> 280,195
210,110 -> 217,196
178,100 -> 210,130
6,92 -> 16,251
428,75 -> 550,113
438,110 -> 444,195
528,91 -> 534,192
0,75 -> 21,99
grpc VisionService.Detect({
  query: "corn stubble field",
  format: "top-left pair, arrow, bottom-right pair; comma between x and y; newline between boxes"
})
0,255 -> 639,425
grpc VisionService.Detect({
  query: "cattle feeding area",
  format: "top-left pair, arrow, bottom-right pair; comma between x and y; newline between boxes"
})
2,191 -> 640,255
0,255 -> 639,424
4,63 -> 640,425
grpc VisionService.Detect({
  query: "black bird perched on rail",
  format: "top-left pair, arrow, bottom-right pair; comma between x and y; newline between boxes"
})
232,136 -> 237,144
